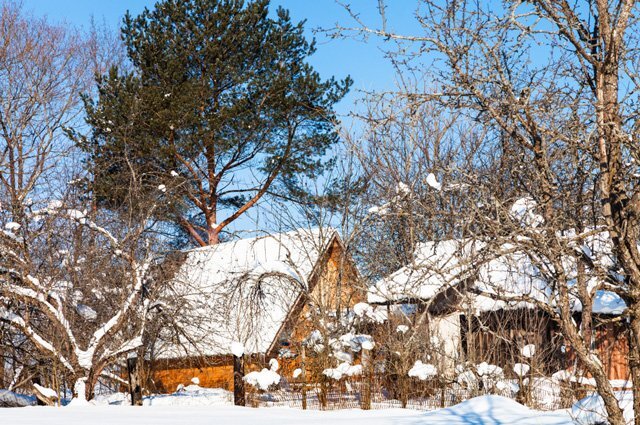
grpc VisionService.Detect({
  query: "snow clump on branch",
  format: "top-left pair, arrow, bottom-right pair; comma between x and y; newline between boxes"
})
408,360 -> 437,380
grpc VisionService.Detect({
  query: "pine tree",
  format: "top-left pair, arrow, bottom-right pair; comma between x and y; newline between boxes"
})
81,0 -> 350,245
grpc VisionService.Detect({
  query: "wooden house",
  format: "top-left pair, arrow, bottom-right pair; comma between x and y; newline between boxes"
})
149,228 -> 362,393
367,237 -> 629,381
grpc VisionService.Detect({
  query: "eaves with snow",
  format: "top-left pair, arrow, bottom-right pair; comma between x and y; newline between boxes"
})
367,231 -> 627,316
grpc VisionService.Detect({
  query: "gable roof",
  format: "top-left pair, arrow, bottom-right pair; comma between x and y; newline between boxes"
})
368,232 -> 627,316
155,228 -> 339,359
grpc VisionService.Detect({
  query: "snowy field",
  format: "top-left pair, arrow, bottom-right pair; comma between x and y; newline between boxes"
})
0,395 -> 576,425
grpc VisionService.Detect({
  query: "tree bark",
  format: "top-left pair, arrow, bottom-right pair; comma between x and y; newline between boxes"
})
127,356 -> 143,406
628,307 -> 640,425
360,348 -> 372,410
233,354 -> 245,406
301,345 -> 307,410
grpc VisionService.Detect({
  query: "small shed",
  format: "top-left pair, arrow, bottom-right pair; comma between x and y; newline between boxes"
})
367,235 -> 629,380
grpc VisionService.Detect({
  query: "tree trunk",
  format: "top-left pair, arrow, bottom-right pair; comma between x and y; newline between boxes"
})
360,348 -> 372,410
593,5 -> 629,422
127,356 -> 143,406
301,345 -> 307,410
208,226 -> 220,245
628,307 -> 640,425
233,354 -> 245,406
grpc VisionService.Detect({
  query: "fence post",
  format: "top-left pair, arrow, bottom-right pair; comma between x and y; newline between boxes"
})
233,354 -> 245,406
361,348 -> 371,410
301,345 -> 307,410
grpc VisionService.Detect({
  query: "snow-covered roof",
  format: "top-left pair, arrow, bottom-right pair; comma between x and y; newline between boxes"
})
367,239 -> 483,304
465,249 -> 555,312
368,232 -> 627,315
156,228 -> 338,359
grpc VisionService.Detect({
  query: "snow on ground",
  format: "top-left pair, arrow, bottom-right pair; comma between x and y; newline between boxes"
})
143,387 -> 231,407
0,395 -> 575,425
94,385 -> 232,407
419,396 -> 572,424
572,391 -> 634,425
0,405 -> 419,425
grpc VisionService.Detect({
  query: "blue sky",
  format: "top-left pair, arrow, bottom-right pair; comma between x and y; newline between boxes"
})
21,0 -> 423,119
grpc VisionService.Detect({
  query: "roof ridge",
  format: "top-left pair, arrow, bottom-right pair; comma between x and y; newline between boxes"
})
183,227 -> 335,254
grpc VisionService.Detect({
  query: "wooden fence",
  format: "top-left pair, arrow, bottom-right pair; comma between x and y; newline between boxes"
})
246,380 -> 574,412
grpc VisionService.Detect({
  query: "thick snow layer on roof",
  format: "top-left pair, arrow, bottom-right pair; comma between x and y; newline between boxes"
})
367,239 -> 484,304
510,197 -> 543,228
368,231 -> 627,315
155,229 -> 335,359
467,250 -> 554,312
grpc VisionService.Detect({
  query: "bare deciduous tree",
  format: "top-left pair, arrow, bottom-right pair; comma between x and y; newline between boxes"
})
332,1 -> 640,423
0,3 -> 165,402
0,196 -> 162,401
0,2 -> 94,219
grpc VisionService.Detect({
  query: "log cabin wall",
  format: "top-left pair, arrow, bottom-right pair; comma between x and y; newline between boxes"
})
270,239 -> 363,357
150,357 -> 234,393
148,354 -> 272,393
